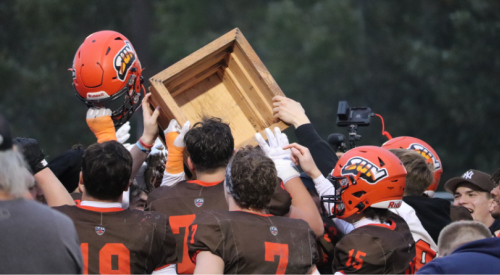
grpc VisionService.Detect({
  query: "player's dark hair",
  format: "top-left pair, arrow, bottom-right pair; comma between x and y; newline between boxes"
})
492,167 -> 500,186
184,117 -> 234,173
389,149 -> 433,196
363,207 -> 391,223
227,146 -> 277,210
82,141 -> 132,200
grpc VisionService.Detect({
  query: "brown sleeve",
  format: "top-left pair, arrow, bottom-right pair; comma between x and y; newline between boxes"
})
151,215 -> 178,270
450,204 -> 473,221
309,228 -> 320,265
266,179 -> 292,216
187,211 -> 223,263
334,234 -> 385,274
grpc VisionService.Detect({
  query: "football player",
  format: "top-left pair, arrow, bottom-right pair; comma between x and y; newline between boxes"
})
146,118 -> 295,274
382,136 -> 443,198
289,143 -> 416,274
54,140 -> 177,274
188,145 -> 319,274
382,137 -> 473,223
387,149 -> 451,271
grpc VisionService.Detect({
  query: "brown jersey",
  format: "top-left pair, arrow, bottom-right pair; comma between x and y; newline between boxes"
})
146,179 -> 291,274
147,180 -> 229,274
187,210 -> 318,274
55,205 -> 177,274
317,216 -> 345,274
333,212 -> 415,274
70,192 -> 82,205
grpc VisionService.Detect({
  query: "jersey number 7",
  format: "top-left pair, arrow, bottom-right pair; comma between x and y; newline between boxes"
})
170,214 -> 196,274
265,242 -> 289,275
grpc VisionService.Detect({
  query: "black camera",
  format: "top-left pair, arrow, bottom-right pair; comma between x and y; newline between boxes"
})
336,101 -> 373,127
335,101 -> 374,148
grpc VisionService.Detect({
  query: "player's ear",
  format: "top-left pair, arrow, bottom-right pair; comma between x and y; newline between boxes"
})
123,180 -> 132,192
78,172 -> 85,193
187,157 -> 195,171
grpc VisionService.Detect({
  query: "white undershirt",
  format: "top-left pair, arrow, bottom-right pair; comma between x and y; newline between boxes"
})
80,201 -> 122,208
352,217 -> 388,229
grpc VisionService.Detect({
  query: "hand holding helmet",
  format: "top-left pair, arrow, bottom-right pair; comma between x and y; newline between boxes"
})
72,30 -> 143,127
86,107 -> 117,143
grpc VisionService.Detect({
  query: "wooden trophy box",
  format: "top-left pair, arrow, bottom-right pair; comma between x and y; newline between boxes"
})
149,28 -> 288,148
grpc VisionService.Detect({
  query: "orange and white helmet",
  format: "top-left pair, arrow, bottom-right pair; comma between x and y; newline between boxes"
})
322,146 -> 407,219
382,136 -> 442,197
71,30 -> 143,127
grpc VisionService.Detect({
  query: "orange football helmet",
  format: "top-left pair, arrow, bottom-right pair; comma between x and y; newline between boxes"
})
322,146 -> 407,219
71,30 -> 143,127
382,136 -> 442,197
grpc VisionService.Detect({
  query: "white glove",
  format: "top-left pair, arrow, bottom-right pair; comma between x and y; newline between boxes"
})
255,127 -> 299,184
150,138 -> 168,156
86,107 -> 112,119
116,121 -> 131,144
164,119 -> 191,148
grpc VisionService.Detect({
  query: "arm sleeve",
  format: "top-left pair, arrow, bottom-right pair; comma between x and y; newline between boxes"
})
187,211 -> 224,263
295,123 -> 338,176
266,179 -> 292,216
309,228 -> 320,265
161,171 -> 186,187
333,218 -> 355,235
334,234 -> 385,274
313,174 -> 336,216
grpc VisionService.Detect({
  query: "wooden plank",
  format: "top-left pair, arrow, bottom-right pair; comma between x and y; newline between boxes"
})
173,73 -> 256,146
163,47 -> 230,90
227,46 -> 275,127
234,30 -> 286,98
222,64 -> 267,129
148,83 -> 187,127
169,63 -> 223,97
150,29 -> 238,82
219,68 -> 265,131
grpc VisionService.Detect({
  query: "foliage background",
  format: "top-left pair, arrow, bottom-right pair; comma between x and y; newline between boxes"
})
1,0 -> 500,191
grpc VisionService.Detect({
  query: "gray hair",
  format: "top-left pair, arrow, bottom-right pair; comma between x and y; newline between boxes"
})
438,220 -> 492,257
0,150 -> 35,198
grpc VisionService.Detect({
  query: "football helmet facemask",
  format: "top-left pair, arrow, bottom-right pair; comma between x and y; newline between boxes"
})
382,136 -> 442,197
71,30 -> 143,127
321,146 -> 407,219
